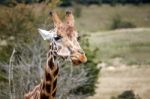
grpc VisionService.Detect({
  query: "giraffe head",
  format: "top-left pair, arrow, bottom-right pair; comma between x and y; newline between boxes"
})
48,10 -> 87,65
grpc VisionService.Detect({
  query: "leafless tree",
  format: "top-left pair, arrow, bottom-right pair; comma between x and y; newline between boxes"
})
0,38 -> 88,99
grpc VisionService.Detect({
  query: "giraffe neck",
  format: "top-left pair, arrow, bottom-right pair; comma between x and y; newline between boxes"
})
40,42 -> 59,99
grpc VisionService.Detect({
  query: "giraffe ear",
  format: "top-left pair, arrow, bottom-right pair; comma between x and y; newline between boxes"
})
50,11 -> 62,28
65,10 -> 74,27
38,28 -> 56,40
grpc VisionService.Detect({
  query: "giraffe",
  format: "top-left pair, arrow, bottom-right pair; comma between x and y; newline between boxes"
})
24,10 -> 87,99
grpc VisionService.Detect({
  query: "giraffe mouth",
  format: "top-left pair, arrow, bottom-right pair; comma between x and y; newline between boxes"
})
71,54 -> 87,65
71,56 -> 82,65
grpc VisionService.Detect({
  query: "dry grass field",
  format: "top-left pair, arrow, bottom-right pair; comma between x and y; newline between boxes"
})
88,28 -> 150,99
88,64 -> 150,99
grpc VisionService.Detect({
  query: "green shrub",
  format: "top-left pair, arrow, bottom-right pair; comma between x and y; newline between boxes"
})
72,34 -> 100,95
110,15 -> 136,30
0,4 -> 52,61
111,90 -> 141,99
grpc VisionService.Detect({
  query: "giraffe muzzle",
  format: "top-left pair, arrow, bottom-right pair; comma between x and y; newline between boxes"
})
71,53 -> 87,65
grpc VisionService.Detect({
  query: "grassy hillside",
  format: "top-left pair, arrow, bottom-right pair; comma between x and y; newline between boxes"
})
75,4 -> 150,32
89,28 -> 150,65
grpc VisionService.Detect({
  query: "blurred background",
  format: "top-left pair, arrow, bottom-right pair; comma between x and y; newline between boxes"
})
0,0 -> 150,99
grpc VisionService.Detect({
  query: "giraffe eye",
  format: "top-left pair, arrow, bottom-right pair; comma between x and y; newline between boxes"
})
54,35 -> 62,41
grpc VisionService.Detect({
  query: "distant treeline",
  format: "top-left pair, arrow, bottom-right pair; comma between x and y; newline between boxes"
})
0,0 -> 150,6
60,0 -> 150,6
